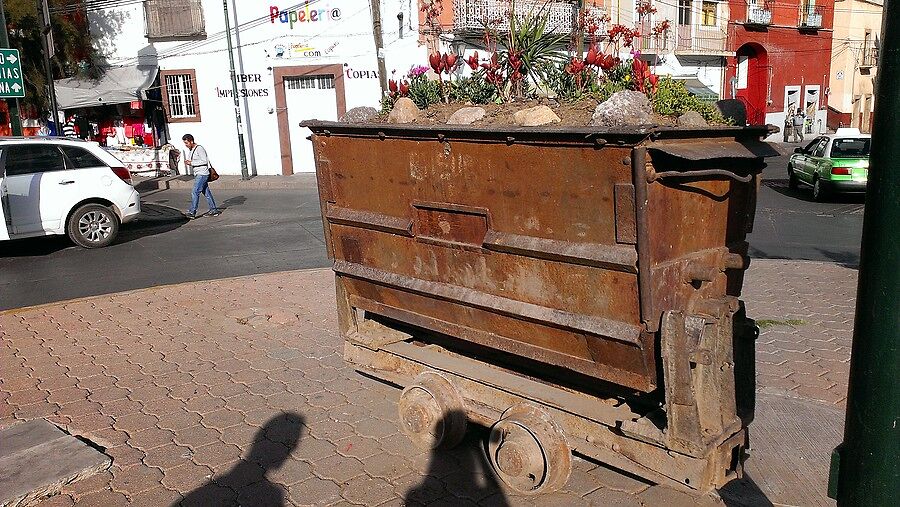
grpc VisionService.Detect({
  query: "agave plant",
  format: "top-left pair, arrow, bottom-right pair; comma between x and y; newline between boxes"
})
484,1 -> 567,99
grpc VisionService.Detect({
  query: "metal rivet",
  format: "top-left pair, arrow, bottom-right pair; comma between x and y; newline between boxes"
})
623,157 -> 631,165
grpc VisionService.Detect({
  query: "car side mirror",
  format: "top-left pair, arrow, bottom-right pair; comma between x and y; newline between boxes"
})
794,147 -> 803,154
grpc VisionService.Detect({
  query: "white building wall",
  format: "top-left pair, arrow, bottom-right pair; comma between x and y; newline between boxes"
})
91,0 -> 425,175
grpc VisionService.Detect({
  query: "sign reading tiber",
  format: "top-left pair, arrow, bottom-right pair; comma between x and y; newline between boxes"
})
0,49 -> 25,98
269,3 -> 341,29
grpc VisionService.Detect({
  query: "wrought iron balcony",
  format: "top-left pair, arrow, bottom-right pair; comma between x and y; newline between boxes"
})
746,1 -> 773,26
453,0 -> 607,35
800,3 -> 824,29
639,26 -> 728,56
860,46 -> 878,68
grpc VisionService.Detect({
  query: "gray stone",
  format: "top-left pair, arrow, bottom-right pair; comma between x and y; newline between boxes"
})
447,106 -> 486,125
513,105 -> 561,127
715,99 -> 747,126
0,420 -> 112,507
340,106 -> 379,123
387,98 -> 420,124
676,110 -> 709,128
591,90 -> 652,126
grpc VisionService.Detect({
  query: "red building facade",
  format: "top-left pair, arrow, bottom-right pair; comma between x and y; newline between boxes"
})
725,0 -> 834,133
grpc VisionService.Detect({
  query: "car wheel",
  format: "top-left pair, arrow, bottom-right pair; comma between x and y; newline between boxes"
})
812,177 -> 829,202
67,204 -> 120,248
788,165 -> 799,190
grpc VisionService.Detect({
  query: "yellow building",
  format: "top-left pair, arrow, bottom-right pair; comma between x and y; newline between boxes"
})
828,0 -> 882,132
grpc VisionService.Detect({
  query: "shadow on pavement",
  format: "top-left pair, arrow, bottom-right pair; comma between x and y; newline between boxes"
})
177,412 -> 305,507
0,205 -> 189,258
719,473 -> 774,507
762,179 -> 866,204
221,196 -> 247,208
405,412 -> 509,506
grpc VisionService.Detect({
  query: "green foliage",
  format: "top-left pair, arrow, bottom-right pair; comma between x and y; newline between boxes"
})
5,0 -> 105,114
407,74 -> 443,109
449,75 -> 498,104
493,4 -> 567,98
652,77 -> 729,124
541,64 -> 600,102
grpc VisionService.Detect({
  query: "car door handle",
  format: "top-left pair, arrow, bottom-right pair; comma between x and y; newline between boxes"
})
58,180 -> 75,185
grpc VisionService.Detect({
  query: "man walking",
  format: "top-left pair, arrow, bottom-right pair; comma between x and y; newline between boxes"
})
182,134 -> 220,218
792,108 -> 806,143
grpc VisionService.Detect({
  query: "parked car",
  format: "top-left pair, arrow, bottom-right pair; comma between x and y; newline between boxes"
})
787,128 -> 871,201
0,138 -> 140,248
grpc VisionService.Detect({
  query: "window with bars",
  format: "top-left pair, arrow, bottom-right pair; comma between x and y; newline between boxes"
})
286,75 -> 336,90
161,70 -> 200,122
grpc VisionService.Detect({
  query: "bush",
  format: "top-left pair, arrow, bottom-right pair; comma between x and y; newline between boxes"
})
652,77 -> 728,124
450,75 -> 498,104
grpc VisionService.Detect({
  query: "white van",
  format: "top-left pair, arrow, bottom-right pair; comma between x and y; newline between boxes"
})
0,138 -> 141,248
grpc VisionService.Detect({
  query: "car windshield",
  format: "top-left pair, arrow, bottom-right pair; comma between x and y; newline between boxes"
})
830,138 -> 870,158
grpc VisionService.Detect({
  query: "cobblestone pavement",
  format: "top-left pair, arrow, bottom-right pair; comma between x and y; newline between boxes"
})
0,259 -> 856,506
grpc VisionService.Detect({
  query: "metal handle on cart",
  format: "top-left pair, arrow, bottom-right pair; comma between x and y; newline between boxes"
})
651,169 -> 755,183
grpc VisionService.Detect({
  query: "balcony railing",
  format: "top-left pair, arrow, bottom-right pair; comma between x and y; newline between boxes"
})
453,0 -> 607,35
746,1 -> 773,25
639,26 -> 727,55
800,4 -> 824,28
860,46 -> 878,68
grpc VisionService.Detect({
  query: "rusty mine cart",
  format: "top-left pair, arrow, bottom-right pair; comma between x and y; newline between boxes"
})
305,121 -> 774,496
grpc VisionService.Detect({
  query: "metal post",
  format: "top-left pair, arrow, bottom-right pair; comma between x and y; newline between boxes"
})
38,0 -> 59,135
828,0 -> 900,504
222,0 -> 249,180
369,0 -> 388,96
0,0 -> 21,135
576,0 -> 584,59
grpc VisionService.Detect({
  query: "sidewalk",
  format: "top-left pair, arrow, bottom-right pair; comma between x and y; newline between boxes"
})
133,173 -> 318,192
0,259 -> 854,506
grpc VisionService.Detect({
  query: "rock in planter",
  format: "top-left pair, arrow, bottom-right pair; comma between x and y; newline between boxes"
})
715,99 -> 747,126
676,111 -> 708,128
447,107 -> 486,125
513,105 -> 561,127
340,106 -> 379,123
591,91 -> 652,127
388,98 -> 420,124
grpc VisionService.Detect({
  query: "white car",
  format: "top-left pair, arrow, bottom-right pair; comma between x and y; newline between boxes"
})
0,138 -> 140,248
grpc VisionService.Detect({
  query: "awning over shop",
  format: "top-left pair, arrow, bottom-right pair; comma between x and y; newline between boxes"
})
672,75 -> 718,101
54,66 -> 159,110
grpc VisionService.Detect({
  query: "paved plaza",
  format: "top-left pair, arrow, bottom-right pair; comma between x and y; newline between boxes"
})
0,259 -> 855,506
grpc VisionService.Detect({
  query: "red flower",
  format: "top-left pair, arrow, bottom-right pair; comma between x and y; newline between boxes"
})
399,81 -> 410,96
429,52 -> 442,73
440,53 -> 449,73
388,79 -> 398,93
566,57 -> 586,75
585,45 -> 598,66
467,51 -> 479,70
445,53 -> 458,70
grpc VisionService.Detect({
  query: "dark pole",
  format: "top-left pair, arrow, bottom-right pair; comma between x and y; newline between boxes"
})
828,0 -> 900,504
369,0 -> 388,96
38,0 -> 59,135
0,0 -> 22,135
222,0 -> 249,180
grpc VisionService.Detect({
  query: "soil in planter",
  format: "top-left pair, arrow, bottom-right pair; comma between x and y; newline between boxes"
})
375,98 -> 680,127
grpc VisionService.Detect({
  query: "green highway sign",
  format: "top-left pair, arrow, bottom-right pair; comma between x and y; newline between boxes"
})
0,49 -> 24,98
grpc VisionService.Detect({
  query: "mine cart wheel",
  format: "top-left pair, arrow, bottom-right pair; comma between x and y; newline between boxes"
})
487,404 -> 572,495
398,371 -> 468,450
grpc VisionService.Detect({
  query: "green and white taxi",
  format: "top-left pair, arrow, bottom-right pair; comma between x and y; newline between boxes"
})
787,128 -> 870,201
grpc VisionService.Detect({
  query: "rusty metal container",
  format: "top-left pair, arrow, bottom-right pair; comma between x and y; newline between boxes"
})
305,121 -> 774,495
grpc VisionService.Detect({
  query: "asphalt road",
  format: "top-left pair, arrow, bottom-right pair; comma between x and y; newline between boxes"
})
749,152 -> 864,267
0,152 -> 865,310
0,187 -> 330,310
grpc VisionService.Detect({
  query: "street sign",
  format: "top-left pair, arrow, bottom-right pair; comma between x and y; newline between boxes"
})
0,49 -> 24,98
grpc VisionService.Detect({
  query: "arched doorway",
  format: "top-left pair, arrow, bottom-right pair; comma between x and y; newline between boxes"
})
735,43 -> 769,124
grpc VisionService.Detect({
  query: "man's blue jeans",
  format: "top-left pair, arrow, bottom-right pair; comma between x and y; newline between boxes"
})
189,174 -> 217,215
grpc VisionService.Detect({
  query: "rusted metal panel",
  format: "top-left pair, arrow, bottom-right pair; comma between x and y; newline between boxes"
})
614,183 -> 637,245
310,122 -> 765,492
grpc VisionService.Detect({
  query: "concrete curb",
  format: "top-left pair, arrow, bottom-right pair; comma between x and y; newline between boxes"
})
133,173 -> 318,191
